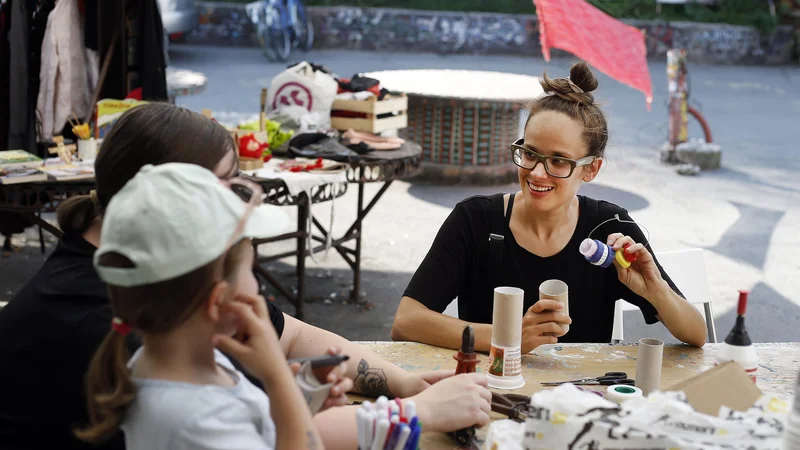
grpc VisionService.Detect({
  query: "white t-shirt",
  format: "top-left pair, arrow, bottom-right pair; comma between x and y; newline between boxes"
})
122,348 -> 276,450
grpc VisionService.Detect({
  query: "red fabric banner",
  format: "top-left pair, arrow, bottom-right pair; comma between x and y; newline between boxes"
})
534,0 -> 653,107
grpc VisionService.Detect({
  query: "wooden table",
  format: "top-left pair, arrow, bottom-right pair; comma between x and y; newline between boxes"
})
355,341 -> 800,449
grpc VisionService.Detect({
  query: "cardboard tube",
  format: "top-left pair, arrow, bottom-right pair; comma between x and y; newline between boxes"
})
539,279 -> 569,336
635,338 -> 664,396
491,287 -> 524,347
488,287 -> 525,390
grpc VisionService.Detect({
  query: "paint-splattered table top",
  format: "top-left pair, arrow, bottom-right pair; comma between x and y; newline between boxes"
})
353,341 -> 800,449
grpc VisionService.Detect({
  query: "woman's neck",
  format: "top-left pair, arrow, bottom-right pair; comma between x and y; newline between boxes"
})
136,327 -> 233,387
518,193 -> 578,240
82,217 -> 103,248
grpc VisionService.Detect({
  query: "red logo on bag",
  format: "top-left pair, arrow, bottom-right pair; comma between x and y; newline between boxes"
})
272,82 -> 314,112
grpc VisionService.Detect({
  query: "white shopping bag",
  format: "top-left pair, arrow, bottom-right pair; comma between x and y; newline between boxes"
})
267,62 -> 337,129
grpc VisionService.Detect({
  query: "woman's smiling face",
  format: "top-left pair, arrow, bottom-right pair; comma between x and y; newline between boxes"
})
517,110 -> 602,212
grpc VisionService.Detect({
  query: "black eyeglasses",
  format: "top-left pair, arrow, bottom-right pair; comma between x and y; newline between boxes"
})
510,138 -> 597,179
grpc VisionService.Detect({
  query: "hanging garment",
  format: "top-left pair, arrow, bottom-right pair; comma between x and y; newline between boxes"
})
28,0 -> 56,154
7,0 -> 28,149
0,0 -> 11,149
83,0 -> 98,50
137,0 -> 167,100
36,0 -> 93,141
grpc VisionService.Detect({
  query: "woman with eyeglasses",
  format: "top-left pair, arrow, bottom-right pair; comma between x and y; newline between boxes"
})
391,62 -> 707,352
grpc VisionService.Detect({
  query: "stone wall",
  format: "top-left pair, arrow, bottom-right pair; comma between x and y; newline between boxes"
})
187,2 -> 796,65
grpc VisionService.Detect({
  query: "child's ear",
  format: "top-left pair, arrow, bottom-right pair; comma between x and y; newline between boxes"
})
205,281 -> 230,322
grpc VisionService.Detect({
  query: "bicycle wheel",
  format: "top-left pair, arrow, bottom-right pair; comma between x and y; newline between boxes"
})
257,23 -> 278,61
268,2 -> 292,62
292,1 -> 314,52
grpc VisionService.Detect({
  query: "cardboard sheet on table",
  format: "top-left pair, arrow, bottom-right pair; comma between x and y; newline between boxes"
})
669,361 -> 763,416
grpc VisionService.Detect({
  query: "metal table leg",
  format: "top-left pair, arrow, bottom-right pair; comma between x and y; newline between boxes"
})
17,211 -> 62,239
251,198 -> 311,321
308,169 -> 395,303
351,171 -> 364,302
37,211 -> 46,254
295,200 -> 308,320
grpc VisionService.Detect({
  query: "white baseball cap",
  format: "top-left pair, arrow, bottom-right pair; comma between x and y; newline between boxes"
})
94,162 -> 289,287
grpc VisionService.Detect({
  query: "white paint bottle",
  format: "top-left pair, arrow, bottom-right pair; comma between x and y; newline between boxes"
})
715,290 -> 758,383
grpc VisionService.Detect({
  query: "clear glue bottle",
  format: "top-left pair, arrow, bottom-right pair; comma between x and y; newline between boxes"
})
715,290 -> 758,382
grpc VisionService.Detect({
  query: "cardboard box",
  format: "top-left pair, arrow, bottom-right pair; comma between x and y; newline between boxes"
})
669,361 -> 762,416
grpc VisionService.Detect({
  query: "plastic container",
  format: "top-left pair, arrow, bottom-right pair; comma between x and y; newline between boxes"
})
715,290 -> 758,382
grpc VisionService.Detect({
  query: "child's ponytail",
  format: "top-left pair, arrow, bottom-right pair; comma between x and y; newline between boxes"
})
74,329 -> 136,444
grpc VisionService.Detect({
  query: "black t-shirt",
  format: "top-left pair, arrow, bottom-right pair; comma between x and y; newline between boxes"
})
0,232 -> 285,450
404,194 -> 683,343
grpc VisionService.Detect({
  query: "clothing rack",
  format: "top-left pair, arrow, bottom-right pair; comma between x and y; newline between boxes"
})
0,0 -> 167,154
96,0 -> 167,102
0,0 -> 167,253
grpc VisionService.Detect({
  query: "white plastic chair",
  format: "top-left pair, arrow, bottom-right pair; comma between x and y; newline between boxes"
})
612,248 -> 717,344
444,249 -> 717,344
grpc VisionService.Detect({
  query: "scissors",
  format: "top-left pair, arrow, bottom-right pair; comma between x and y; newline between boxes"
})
491,392 -> 531,422
541,372 -> 635,386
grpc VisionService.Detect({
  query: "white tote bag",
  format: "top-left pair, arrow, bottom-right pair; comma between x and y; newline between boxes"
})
267,62 -> 338,129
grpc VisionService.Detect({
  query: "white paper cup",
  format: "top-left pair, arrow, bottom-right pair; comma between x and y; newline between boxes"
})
539,279 -> 569,336
78,138 -> 97,162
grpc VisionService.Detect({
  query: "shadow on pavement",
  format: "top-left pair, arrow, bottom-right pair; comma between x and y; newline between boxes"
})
406,181 -> 650,212
708,202 -> 785,270
703,166 -> 800,195
259,261 -> 412,341
618,281 -> 799,344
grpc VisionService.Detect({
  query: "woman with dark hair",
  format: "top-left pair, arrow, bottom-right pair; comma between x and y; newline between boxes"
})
0,103 -> 491,450
391,62 -> 707,352
0,104 -> 238,450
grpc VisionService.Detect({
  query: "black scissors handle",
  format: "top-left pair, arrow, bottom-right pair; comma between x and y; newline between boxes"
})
601,372 -> 628,379
540,372 -> 631,386
573,378 -> 635,386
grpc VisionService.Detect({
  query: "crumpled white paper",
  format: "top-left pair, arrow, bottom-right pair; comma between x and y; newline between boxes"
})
483,384 -> 792,450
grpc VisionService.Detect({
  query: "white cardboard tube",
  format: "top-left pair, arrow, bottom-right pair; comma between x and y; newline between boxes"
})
635,338 -> 664,396
488,287 -> 525,390
539,279 -> 569,335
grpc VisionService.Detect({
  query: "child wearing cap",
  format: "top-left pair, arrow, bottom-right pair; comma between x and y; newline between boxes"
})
75,163 -> 321,450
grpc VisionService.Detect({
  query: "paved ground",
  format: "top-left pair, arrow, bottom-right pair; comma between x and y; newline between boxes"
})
1,46 -> 798,345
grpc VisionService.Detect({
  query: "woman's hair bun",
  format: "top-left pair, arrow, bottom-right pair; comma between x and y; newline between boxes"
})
540,61 -> 598,106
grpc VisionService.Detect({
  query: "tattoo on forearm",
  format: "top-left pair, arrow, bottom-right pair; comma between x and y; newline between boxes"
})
353,359 -> 393,397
